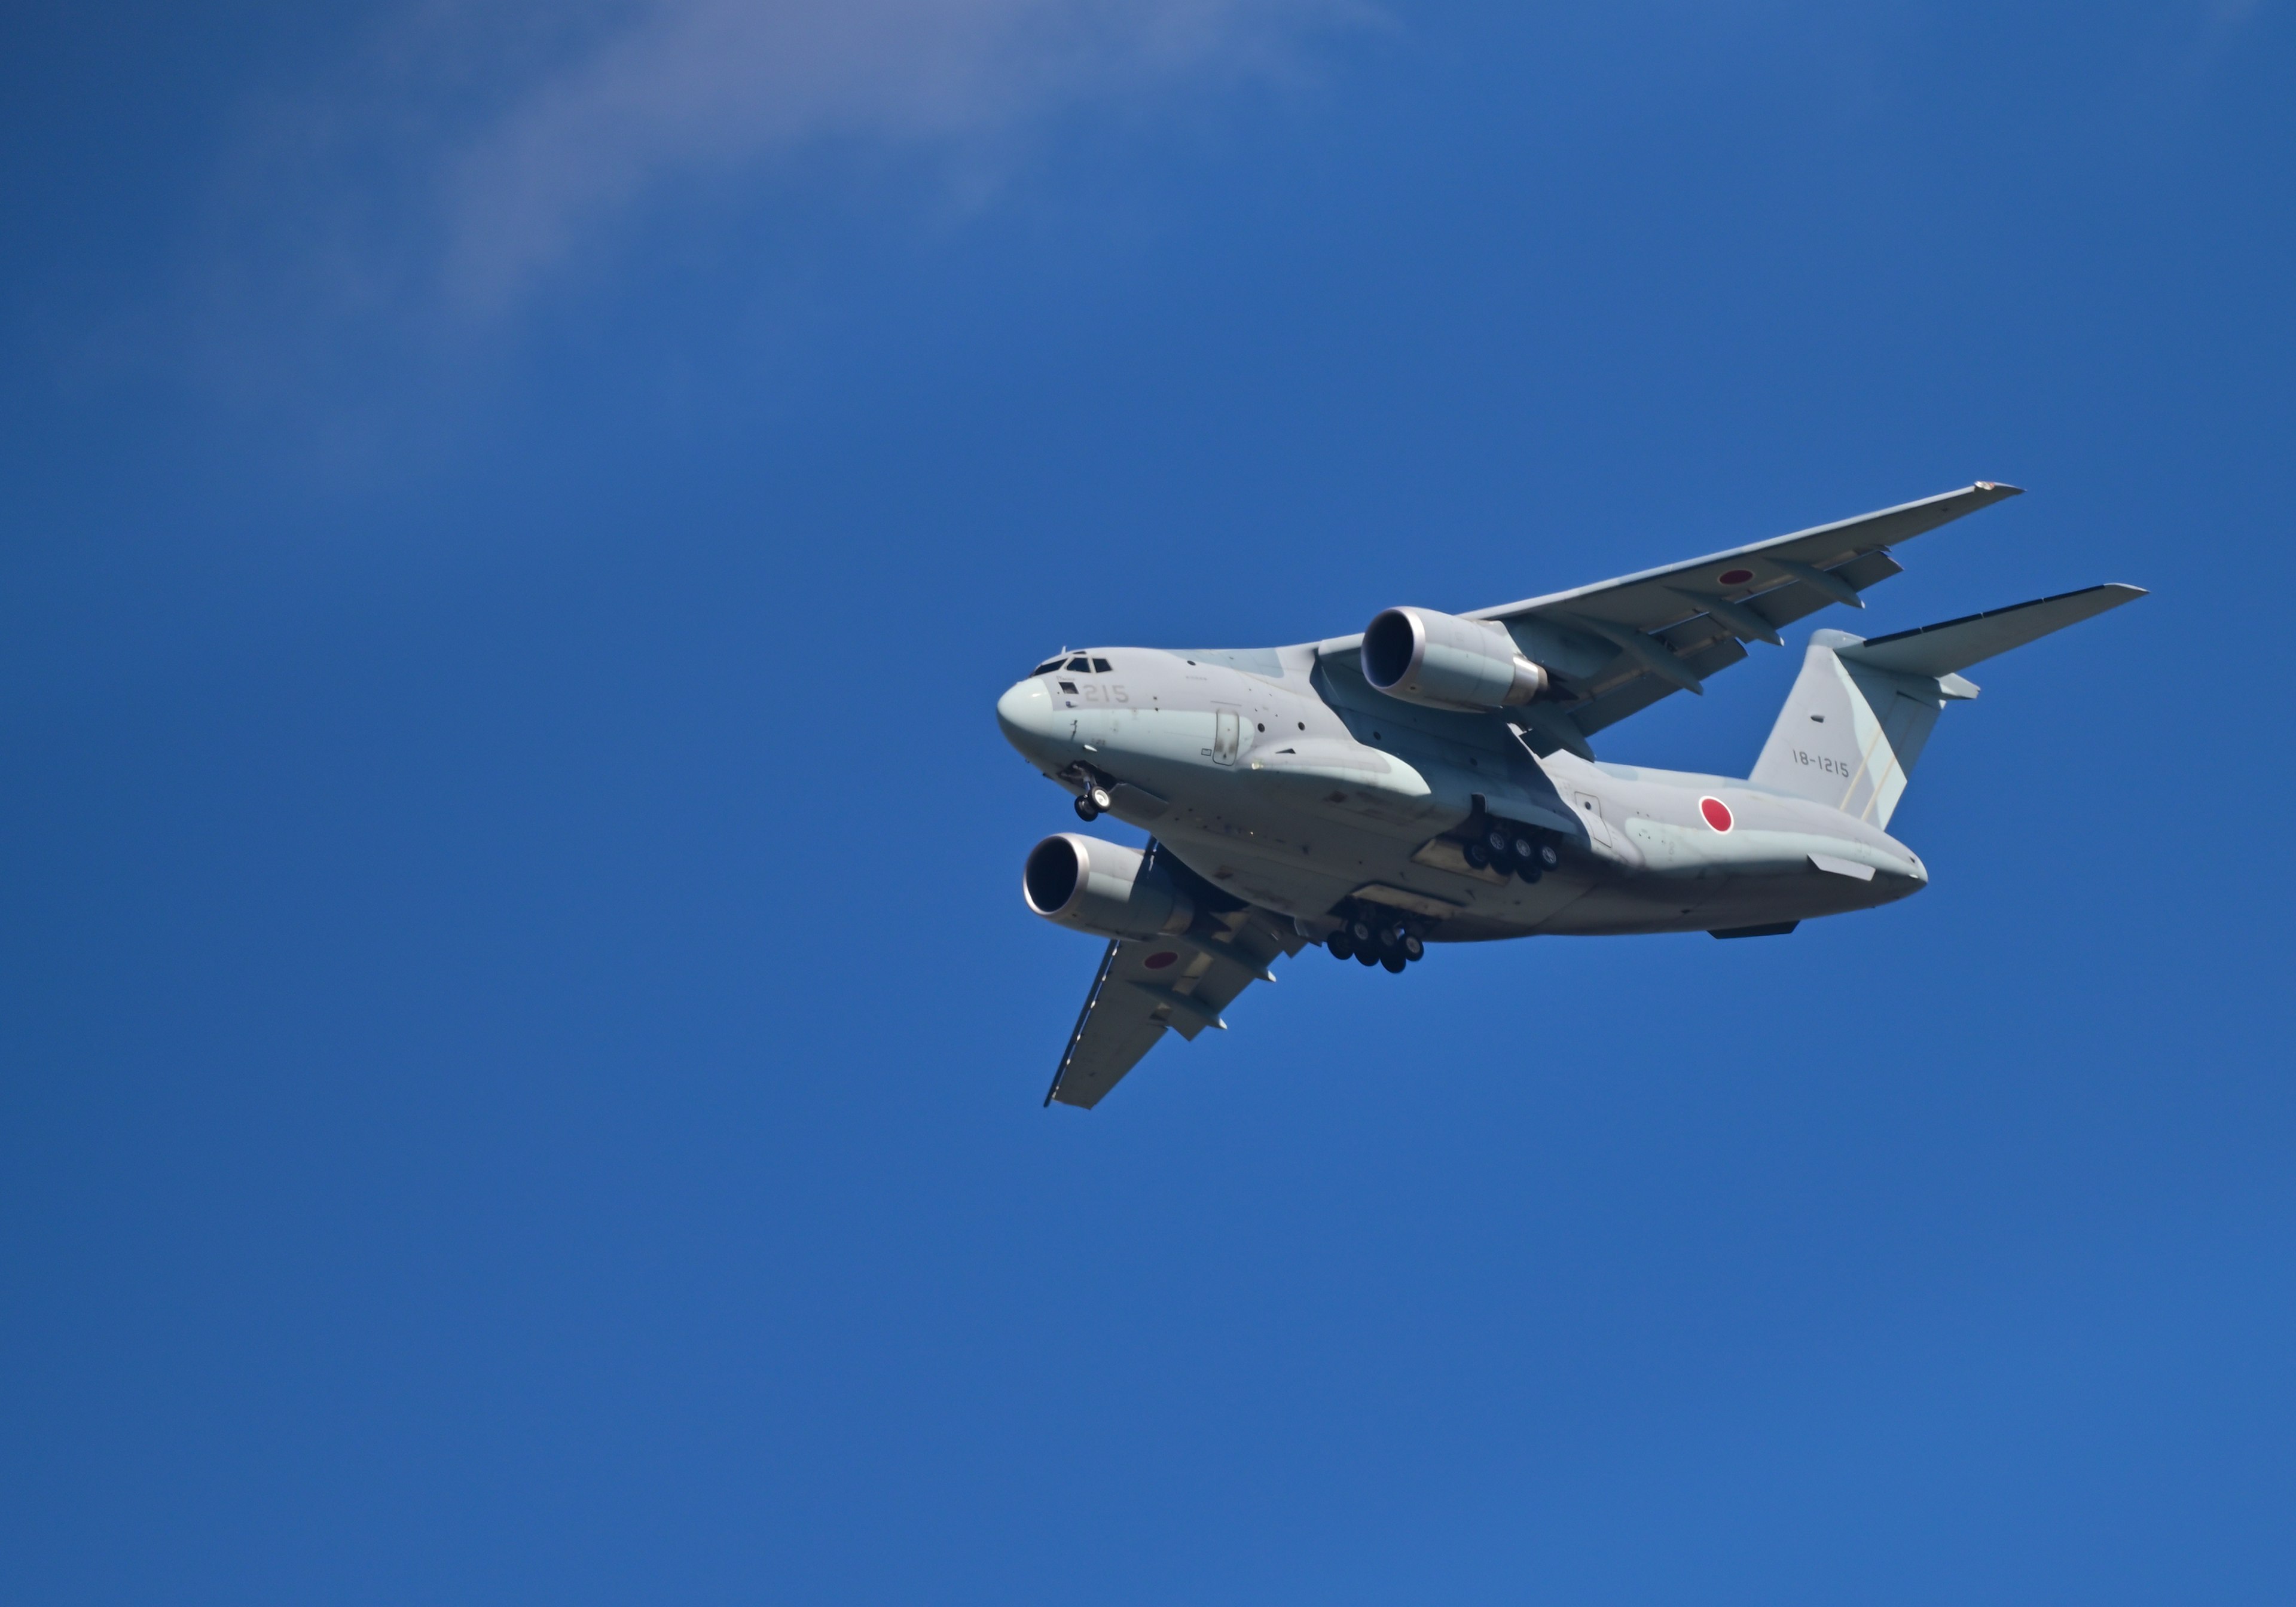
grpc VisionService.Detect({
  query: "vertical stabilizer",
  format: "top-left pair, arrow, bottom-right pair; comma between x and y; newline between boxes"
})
1749,634 -> 1967,827
1748,584 -> 2142,827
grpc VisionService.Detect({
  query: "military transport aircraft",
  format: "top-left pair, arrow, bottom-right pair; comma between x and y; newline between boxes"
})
996,484 -> 2141,1108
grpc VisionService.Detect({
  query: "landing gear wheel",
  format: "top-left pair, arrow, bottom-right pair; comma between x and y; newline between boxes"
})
1089,784 -> 1114,811
1377,922 -> 1406,956
1355,948 -> 1381,967
1073,796 -> 1100,821
1381,952 -> 1407,973
1402,933 -> 1424,961
1485,824 -> 1513,861
1463,838 -> 1491,869
1534,840 -> 1561,871
1505,833 -> 1535,873
1328,935 -> 1355,961
1349,917 -> 1376,949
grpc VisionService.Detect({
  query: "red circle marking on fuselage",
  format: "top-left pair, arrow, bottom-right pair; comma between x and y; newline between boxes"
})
1700,796 -> 1733,832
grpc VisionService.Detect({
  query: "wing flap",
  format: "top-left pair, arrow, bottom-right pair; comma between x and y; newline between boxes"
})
1574,633 -> 1750,737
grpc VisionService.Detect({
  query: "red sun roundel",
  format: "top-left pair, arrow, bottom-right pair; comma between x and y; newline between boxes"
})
1144,951 -> 1179,970
1700,796 -> 1733,832
1718,567 -> 1754,586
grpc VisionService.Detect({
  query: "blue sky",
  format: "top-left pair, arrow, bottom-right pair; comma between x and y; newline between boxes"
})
3,2 -> 2292,1602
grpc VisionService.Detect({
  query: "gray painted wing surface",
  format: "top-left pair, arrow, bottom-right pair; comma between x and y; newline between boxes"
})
1839,583 -> 2145,677
1472,483 -> 2021,636
1495,483 -> 2023,741
1044,915 -> 1292,1110
1312,484 -> 2023,755
1043,941 -> 1165,1110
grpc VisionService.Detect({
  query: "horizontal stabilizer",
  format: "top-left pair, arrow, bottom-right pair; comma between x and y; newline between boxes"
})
1840,584 -> 2144,678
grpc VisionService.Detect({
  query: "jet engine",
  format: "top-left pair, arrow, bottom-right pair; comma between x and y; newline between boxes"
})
1023,834 -> 1196,940
1360,606 -> 1549,711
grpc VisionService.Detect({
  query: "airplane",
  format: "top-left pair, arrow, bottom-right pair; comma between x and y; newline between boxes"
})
994,484 -> 2142,1110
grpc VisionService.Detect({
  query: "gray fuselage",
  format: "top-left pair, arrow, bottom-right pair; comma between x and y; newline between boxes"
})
996,643 -> 1925,942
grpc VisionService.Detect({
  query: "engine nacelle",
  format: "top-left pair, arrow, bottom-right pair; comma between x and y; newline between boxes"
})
1360,606 -> 1550,711
1023,834 -> 1196,940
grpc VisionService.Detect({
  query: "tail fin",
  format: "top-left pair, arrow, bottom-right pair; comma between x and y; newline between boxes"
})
1750,584 -> 2143,827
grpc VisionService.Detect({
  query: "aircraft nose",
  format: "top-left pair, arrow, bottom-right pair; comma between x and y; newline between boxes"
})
996,677 -> 1058,753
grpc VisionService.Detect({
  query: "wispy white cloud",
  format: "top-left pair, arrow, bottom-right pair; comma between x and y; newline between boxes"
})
132,0 -> 1363,474
424,0 -> 1365,308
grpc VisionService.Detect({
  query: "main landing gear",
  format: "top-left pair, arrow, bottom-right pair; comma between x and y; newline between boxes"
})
1463,818 -> 1562,882
1326,905 -> 1426,974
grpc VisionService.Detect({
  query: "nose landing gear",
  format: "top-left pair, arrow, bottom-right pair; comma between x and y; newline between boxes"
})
1068,772 -> 1117,821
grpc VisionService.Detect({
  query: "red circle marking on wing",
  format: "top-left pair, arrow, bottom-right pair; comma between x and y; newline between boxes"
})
1144,951 -> 1179,970
1718,568 -> 1754,586
1700,796 -> 1733,832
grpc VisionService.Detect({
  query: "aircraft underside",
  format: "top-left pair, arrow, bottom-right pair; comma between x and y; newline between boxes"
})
1142,793 -> 1918,944
996,482 -> 2143,1107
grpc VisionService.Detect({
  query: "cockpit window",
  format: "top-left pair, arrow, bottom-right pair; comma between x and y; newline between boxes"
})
1057,681 -> 1079,693
1030,652 -> 1112,676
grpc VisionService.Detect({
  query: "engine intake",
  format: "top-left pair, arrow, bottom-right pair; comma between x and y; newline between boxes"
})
1360,606 -> 1549,711
1023,834 -> 1196,940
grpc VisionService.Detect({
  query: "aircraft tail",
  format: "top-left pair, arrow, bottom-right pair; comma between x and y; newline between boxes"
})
1749,584 -> 2143,827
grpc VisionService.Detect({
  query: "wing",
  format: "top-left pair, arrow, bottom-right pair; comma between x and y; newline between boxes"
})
1318,483 -> 2023,757
1043,896 -> 1301,1110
